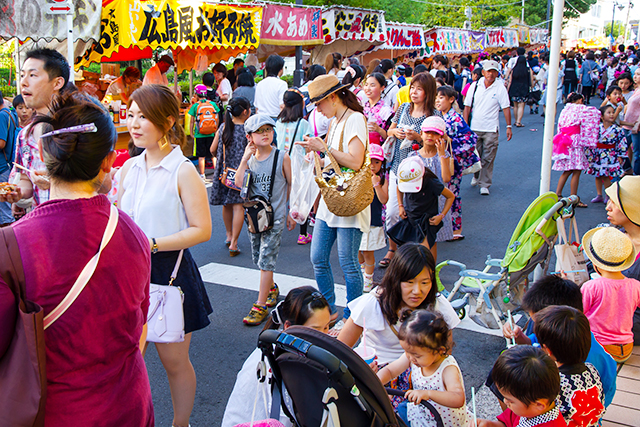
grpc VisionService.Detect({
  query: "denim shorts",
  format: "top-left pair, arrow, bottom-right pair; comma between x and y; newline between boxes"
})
248,218 -> 285,271
0,169 -> 14,225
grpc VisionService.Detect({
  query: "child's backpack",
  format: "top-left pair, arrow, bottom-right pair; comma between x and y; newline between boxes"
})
453,70 -> 463,93
195,100 -> 219,135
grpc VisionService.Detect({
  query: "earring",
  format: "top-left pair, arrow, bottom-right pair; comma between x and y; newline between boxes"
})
158,134 -> 170,150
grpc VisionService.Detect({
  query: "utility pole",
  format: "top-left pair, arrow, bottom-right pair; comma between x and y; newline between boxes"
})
546,0 -> 552,30
294,0 -> 304,87
522,0 -> 525,23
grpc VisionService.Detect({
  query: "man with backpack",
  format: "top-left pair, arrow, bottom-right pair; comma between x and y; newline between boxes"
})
189,84 -> 220,182
0,91 -> 19,226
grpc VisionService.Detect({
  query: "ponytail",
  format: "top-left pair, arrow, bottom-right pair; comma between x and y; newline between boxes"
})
222,97 -> 251,147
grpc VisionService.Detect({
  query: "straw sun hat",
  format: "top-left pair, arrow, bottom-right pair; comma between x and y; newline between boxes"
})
604,175 -> 640,227
581,227 -> 637,272
308,74 -> 350,103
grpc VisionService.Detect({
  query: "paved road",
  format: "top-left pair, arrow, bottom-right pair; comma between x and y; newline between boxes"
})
147,103 -> 610,426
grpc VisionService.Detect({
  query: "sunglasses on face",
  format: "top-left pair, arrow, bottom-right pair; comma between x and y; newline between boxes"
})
253,127 -> 274,135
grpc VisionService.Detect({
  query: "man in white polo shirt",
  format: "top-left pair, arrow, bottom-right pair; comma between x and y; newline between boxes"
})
463,59 -> 512,195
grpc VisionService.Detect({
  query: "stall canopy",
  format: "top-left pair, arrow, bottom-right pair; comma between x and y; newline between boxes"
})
311,6 -> 387,64
77,0 -> 262,72
575,35 -> 608,49
0,0 -> 101,42
362,22 -> 425,63
256,3 -> 323,61
485,27 -> 520,51
423,27 -> 486,57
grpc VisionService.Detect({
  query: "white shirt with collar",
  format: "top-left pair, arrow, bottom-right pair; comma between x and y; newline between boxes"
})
120,146 -> 190,238
464,77 -> 510,133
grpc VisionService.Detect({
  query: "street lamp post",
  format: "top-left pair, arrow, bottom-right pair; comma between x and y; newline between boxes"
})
610,1 -> 626,44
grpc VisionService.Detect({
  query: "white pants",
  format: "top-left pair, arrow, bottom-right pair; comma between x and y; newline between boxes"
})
385,171 -> 400,230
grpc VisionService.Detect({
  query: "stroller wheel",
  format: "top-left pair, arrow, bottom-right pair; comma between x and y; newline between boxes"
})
456,307 -> 466,320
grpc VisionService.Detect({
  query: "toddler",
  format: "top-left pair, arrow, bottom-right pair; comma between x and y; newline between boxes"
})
235,114 -> 295,325
534,305 -> 605,425
600,85 -> 625,124
479,346 -> 566,427
188,84 -> 220,181
378,310 -> 468,427
358,144 -> 389,292
581,226 -> 640,362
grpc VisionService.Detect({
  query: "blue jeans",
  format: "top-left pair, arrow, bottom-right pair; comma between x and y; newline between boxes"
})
631,132 -> 640,176
310,219 -> 363,319
397,401 -> 410,426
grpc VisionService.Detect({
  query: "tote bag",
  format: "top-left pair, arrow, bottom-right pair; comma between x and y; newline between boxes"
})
554,217 -> 589,285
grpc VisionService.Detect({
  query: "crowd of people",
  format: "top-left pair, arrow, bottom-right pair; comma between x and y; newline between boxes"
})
0,42 -> 639,427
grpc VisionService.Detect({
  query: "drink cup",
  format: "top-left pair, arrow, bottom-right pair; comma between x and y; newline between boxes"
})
354,346 -> 376,364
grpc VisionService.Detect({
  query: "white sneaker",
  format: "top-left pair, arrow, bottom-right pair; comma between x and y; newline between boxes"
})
328,319 -> 345,337
363,273 -> 375,292
480,187 -> 490,195
470,177 -> 478,187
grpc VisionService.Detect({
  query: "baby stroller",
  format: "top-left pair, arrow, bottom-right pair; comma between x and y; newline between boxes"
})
257,326 -> 444,427
435,193 -> 579,330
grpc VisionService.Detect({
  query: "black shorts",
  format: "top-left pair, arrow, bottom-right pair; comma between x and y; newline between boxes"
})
195,136 -> 214,159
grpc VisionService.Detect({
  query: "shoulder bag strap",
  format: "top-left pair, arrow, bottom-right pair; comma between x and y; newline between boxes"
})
43,204 -> 119,329
470,82 -> 478,110
222,140 -> 227,170
168,249 -> 184,286
289,119 -> 302,156
267,149 -> 280,200
0,225 -> 27,311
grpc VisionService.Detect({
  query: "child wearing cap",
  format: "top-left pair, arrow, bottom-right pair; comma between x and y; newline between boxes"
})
234,114 -> 296,325
387,156 -> 454,260
189,84 -> 220,181
408,115 -> 454,257
358,144 -> 389,292
581,226 -> 640,362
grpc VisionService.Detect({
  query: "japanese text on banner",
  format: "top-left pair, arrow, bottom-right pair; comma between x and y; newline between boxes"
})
260,4 -> 322,46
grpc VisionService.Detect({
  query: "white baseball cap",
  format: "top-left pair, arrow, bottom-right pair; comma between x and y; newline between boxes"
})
397,157 -> 425,193
482,60 -> 500,72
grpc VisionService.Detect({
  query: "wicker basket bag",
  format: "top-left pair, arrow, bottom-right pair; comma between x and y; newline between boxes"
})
314,120 -> 373,217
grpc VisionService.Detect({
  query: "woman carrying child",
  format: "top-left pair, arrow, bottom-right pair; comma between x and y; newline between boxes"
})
209,97 -> 252,256
552,92 -> 600,206
359,144 -> 389,292
275,88 -> 314,245
234,114 -> 296,325
377,310 -> 469,427
221,287 -> 331,427
436,86 -> 480,241
338,244 -> 460,407
585,105 -> 628,203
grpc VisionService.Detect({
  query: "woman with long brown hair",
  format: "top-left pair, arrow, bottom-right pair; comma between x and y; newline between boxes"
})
379,72 -> 440,267
297,74 -> 369,333
119,84 -> 213,427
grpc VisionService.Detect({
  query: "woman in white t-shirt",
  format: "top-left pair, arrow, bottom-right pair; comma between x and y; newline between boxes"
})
338,243 -> 459,407
213,63 -> 232,107
297,74 -> 371,331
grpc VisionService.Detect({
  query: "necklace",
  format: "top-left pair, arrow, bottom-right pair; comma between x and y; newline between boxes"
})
328,107 -> 349,150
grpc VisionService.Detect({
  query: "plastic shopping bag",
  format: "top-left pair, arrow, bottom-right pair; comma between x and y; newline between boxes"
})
554,217 -> 589,285
289,145 -> 319,224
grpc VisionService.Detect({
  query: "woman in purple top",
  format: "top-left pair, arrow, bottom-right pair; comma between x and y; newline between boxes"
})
0,93 -> 154,426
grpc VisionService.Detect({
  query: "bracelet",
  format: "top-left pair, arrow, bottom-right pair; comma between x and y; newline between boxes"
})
398,204 -> 404,208
373,183 -> 380,187
442,151 -> 451,158
506,125 -> 512,128
151,238 -> 159,254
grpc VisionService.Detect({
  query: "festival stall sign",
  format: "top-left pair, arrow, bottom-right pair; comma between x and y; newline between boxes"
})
0,0 -> 101,42
422,27 -> 485,56
529,28 -> 548,45
310,6 -> 387,64
515,25 -> 530,45
255,3 -> 323,60
363,22 -> 425,62
576,35 -> 608,49
485,27 -> 519,50
77,0 -> 262,72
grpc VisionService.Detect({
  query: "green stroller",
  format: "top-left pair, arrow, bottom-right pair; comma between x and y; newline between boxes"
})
436,193 -> 580,330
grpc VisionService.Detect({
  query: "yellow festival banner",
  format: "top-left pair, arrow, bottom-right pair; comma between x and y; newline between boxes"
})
78,0 -> 262,68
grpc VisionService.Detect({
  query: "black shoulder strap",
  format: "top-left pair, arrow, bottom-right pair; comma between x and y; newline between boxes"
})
288,119 -> 302,156
268,149 -> 280,200
469,82 -> 478,110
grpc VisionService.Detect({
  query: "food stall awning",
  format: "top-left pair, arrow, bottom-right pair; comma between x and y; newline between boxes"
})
76,0 -> 263,72
575,35 -> 608,49
310,6 -> 387,64
423,27 -> 486,57
0,0 -> 101,43
362,22 -> 425,63
485,27 -> 520,50
255,2 -> 323,61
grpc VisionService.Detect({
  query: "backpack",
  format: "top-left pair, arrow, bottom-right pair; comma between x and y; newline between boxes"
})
195,101 -> 219,135
452,69 -> 463,92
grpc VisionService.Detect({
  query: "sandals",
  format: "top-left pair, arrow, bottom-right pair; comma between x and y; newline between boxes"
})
229,248 -> 241,257
515,123 -> 524,127
448,234 -> 465,242
576,202 -> 588,208
378,249 -> 395,268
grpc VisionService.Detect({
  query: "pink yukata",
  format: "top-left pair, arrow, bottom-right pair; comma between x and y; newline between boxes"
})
552,103 -> 601,172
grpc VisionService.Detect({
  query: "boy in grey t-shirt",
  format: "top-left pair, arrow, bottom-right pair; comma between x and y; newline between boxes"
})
234,114 -> 295,325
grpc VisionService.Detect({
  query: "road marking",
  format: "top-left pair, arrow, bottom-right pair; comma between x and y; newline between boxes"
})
200,263 -> 505,337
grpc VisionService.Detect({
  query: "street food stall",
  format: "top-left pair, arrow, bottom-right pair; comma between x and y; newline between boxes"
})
361,22 -> 426,64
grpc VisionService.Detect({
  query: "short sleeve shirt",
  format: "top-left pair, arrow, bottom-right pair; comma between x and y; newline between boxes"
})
217,78 -> 233,107
275,119 -> 312,154
463,78 -> 510,133
255,77 -> 288,118
0,108 -> 17,173
9,125 -> 49,205
188,100 -> 219,138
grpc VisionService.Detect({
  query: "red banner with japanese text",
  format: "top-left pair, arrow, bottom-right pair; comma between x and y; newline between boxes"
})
260,4 -> 322,46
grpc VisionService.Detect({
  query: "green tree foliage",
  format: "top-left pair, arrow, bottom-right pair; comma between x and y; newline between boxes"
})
604,21 -> 630,39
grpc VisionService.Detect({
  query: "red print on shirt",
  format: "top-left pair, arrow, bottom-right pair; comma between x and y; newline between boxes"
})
567,387 -> 604,427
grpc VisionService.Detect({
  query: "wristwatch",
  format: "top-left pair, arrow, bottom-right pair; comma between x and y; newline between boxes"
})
151,238 -> 159,254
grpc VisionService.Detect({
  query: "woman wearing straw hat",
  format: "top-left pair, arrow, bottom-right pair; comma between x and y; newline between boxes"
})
581,227 -> 640,363
296,74 -> 370,334
604,175 -> 640,345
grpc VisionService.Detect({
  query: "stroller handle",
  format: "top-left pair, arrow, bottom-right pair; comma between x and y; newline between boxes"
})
384,388 -> 445,427
535,195 -> 579,235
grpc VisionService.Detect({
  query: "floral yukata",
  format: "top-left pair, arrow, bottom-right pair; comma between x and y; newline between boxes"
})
9,126 -> 49,206
443,109 -> 479,233
584,123 -> 628,178
552,103 -> 600,172
363,98 -> 394,146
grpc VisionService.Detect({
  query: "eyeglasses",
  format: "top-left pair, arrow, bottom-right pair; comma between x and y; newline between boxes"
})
253,127 -> 274,135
